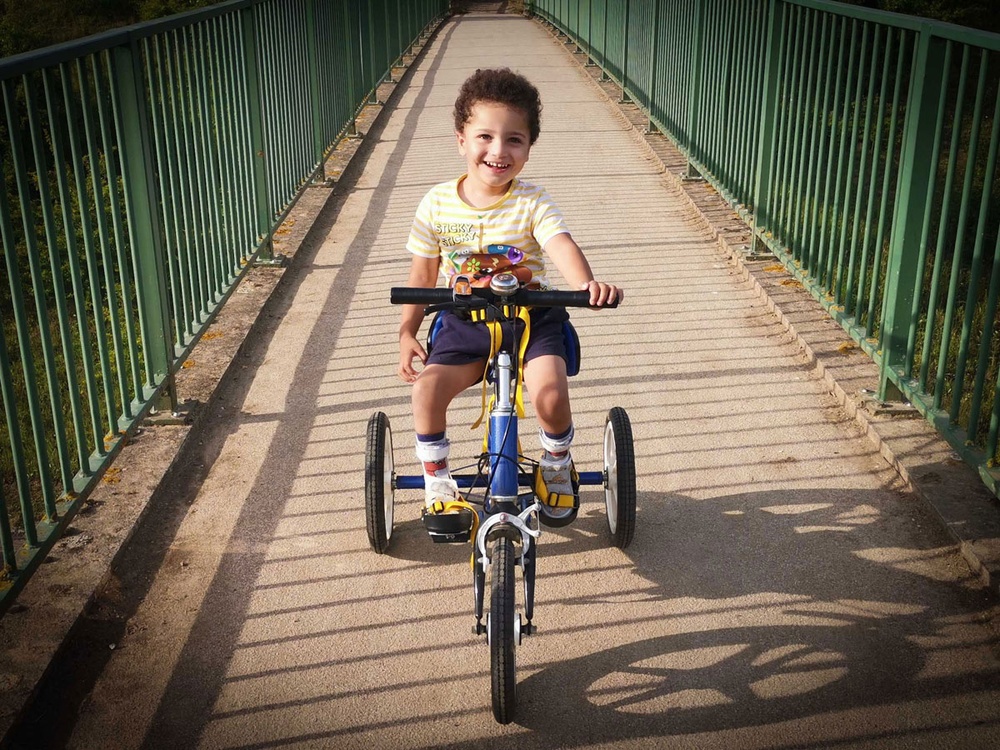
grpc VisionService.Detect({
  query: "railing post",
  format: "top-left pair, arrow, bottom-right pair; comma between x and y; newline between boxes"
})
109,42 -> 176,412
345,0 -> 360,137
645,0 -> 660,133
619,0 -> 631,103
2,80 -> 65,511
683,0 -> 707,179
385,0 -> 396,83
396,0 -> 405,63
0,177 -> 56,528
360,0 -> 377,104
748,0 -> 785,250
240,5 -> 279,264
600,0 -> 610,80
878,25 -> 947,401
305,0 -> 325,176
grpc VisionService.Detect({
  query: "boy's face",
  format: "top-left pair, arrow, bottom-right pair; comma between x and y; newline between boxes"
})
455,101 -> 531,196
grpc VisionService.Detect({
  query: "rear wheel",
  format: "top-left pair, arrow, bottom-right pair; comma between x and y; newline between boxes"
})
604,407 -> 636,549
365,412 -> 394,553
490,536 -> 517,724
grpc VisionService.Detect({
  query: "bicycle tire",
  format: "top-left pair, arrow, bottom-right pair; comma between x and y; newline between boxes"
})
365,412 -> 394,553
604,407 -> 636,549
490,536 -> 517,723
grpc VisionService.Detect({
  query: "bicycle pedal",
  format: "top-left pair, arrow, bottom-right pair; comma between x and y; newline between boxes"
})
422,506 -> 475,543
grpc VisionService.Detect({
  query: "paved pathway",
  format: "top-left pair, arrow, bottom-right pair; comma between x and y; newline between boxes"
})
18,13 -> 1000,749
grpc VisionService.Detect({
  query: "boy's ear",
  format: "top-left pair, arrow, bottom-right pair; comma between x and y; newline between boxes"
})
455,129 -> 467,154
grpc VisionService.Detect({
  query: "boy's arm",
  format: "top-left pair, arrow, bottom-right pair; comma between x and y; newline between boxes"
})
398,254 -> 441,383
544,232 -> 622,306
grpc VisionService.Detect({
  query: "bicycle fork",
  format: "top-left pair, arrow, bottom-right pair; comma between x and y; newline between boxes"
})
473,350 -> 542,637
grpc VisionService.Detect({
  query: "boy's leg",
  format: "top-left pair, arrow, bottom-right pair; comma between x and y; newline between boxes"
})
412,361 -> 485,433
523,354 -> 571,434
412,361 -> 484,509
524,355 -> 578,518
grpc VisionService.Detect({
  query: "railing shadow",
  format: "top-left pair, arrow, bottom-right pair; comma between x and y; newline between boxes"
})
128,20 -> 465,750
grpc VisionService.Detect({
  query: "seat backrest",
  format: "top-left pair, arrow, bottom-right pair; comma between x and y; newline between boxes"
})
562,321 -> 580,377
427,310 -> 446,352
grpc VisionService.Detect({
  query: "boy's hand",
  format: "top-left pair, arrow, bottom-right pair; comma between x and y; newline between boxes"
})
582,280 -> 622,307
398,333 -> 427,383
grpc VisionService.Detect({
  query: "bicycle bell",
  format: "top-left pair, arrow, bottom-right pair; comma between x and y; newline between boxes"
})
490,272 -> 519,297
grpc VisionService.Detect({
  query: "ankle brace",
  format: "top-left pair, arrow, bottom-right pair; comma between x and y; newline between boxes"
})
539,424 -> 574,455
416,435 -> 454,500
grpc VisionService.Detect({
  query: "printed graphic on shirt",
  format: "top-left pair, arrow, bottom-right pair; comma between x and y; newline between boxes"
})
449,244 -> 533,287
434,222 -> 478,247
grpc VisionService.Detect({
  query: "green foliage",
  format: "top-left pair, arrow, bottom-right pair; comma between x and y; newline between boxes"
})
0,0 -> 217,58
839,0 -> 1000,34
137,0 -> 213,22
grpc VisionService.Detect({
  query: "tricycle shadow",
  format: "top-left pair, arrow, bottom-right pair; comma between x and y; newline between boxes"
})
493,485 -> 1000,744
383,515 -> 476,565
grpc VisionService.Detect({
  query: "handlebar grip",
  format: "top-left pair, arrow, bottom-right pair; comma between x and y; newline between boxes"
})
390,287 -> 457,305
516,289 -> 618,308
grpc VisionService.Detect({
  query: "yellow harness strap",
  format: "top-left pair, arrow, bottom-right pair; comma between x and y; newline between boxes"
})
533,463 -> 580,508
471,306 -> 531,430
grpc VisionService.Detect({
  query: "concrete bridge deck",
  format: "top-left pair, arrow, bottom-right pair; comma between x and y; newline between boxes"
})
4,11 -> 1000,749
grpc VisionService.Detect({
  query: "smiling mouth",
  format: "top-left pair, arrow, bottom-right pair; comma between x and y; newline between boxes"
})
484,160 -> 510,170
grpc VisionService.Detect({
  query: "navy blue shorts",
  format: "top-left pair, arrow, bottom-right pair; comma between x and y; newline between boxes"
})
426,307 -> 571,367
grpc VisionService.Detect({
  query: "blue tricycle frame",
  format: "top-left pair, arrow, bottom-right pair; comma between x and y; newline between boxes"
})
365,273 -> 636,724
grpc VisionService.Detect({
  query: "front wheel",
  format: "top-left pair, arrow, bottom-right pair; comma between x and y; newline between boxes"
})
490,536 -> 517,724
365,412 -> 394,553
604,407 -> 636,549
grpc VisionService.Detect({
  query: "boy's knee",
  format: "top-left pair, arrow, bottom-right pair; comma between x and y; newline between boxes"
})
533,387 -> 571,424
412,374 -> 440,411
528,371 -> 569,407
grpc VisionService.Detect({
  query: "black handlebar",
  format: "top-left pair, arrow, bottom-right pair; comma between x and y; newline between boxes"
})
390,287 -> 469,305
390,286 -> 617,309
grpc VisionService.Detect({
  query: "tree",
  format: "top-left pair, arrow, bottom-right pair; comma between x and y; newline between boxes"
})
839,0 -> 1000,34
0,0 -> 217,58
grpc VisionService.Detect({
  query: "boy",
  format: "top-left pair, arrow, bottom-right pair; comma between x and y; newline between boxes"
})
397,67 -> 621,525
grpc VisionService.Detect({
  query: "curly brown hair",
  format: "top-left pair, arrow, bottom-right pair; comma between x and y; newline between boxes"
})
453,68 -> 542,144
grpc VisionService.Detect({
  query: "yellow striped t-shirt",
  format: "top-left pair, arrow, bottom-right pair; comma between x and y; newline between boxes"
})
406,176 -> 569,289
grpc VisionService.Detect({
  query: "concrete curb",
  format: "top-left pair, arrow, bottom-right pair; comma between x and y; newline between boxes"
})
0,15 -> 451,746
533,17 -> 1000,596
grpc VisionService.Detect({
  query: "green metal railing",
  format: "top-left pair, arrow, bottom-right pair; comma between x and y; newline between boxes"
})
0,0 -> 447,612
534,0 -> 1000,496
